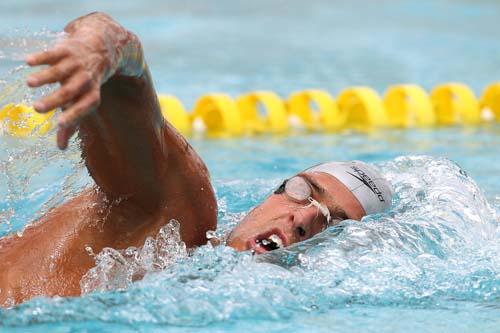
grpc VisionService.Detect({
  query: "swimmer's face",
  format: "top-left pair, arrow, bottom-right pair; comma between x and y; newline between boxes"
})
226,172 -> 365,254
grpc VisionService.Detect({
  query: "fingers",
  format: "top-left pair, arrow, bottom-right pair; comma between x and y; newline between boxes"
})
34,71 -> 92,113
58,90 -> 100,128
56,91 -> 100,150
56,124 -> 77,150
27,58 -> 79,88
27,42 -> 103,151
26,48 -> 67,66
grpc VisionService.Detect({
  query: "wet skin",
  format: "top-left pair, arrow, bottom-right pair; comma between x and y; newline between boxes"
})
0,13 -> 364,306
0,13 -> 217,306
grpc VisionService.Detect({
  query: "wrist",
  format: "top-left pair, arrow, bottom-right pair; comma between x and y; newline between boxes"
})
65,13 -> 145,82
114,31 -> 145,79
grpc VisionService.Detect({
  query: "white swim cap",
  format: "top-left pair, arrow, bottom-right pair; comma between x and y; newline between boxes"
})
305,161 -> 393,215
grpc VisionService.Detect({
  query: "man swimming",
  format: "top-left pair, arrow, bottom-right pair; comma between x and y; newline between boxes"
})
0,12 -> 393,306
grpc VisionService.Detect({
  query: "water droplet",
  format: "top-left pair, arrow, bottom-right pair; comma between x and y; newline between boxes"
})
80,220 -> 187,294
206,230 -> 217,239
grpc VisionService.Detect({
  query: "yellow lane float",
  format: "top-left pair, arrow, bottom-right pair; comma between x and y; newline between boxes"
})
288,90 -> 343,131
337,87 -> 386,130
0,103 -> 54,137
236,91 -> 288,134
2,83 -> 500,139
158,94 -> 191,135
480,82 -> 500,121
430,83 -> 480,125
191,93 -> 243,137
384,84 -> 435,127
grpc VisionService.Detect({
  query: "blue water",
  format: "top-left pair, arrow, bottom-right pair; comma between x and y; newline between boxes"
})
1,0 -> 500,332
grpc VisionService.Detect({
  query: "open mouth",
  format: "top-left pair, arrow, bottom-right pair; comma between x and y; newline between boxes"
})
249,229 -> 288,254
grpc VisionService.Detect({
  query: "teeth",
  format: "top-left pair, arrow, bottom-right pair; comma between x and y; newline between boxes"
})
255,233 -> 285,251
269,234 -> 283,248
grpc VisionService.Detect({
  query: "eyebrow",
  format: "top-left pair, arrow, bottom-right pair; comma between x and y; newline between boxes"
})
299,173 -> 350,220
299,173 -> 325,194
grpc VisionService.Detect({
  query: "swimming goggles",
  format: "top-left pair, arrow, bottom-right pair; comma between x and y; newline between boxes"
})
275,176 -> 332,228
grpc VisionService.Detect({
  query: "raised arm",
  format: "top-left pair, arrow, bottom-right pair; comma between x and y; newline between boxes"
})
26,13 -> 186,209
0,14 -> 215,305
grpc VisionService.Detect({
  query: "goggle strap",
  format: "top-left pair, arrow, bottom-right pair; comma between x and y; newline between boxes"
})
307,197 -> 332,225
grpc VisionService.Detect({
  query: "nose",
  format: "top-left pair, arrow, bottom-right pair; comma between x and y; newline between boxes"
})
289,209 -> 316,241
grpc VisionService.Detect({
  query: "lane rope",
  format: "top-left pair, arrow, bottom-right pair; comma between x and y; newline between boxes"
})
1,82 -> 499,138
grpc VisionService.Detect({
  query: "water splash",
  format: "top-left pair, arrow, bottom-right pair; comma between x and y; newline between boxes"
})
0,29 -> 63,61
0,135 -> 86,236
3,155 -> 498,329
0,30 -> 89,236
0,30 -> 63,106
80,220 -> 188,294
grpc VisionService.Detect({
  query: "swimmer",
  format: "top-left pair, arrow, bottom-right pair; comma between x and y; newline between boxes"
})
0,13 -> 393,306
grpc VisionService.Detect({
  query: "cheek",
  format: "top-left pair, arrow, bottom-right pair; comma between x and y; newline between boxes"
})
311,220 -> 326,235
297,208 -> 326,235
230,209 -> 267,236
243,200 -> 285,223
231,203 -> 288,235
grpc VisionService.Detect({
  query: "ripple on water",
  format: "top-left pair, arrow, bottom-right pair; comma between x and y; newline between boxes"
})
1,155 -> 499,329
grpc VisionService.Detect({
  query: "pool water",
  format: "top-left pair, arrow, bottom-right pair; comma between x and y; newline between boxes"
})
1,0 -> 500,332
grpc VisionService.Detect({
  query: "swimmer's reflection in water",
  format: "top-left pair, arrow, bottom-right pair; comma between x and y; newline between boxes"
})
0,12 -> 393,306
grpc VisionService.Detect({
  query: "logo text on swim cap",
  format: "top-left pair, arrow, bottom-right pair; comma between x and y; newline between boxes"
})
346,166 -> 385,202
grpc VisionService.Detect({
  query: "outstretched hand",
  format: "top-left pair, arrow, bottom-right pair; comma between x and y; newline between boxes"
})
26,13 -> 125,150
26,39 -> 104,149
